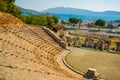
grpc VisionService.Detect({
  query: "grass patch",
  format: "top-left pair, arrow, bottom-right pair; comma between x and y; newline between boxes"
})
65,48 -> 120,80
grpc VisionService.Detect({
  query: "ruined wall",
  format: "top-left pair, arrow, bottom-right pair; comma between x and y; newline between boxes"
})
42,27 -> 67,49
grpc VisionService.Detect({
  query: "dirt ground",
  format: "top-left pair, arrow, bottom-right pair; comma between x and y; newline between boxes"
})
65,47 -> 120,80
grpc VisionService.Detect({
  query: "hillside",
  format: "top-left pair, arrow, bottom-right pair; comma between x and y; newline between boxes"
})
17,6 -> 41,15
17,6 -> 120,20
0,12 -> 23,26
42,7 -> 120,15
42,7 -> 94,15
41,7 -> 120,20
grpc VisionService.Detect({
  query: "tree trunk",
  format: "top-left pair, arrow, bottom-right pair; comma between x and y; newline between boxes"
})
73,24 -> 75,30
99,26 -> 101,31
79,25 -> 80,29
79,23 -> 81,29
89,27 -> 90,32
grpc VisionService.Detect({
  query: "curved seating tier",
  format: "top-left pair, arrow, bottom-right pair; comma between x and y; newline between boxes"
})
0,26 -> 82,80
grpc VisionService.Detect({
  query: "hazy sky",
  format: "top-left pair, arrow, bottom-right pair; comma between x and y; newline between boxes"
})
15,0 -> 120,12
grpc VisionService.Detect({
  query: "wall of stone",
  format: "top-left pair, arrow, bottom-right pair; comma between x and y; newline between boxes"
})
62,50 -> 84,75
42,27 -> 67,49
66,36 -> 120,52
116,42 -> 120,51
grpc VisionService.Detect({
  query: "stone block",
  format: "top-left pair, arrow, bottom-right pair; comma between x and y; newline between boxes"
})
85,68 -> 100,78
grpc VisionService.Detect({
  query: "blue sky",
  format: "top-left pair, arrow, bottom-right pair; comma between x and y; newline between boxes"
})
15,0 -> 120,12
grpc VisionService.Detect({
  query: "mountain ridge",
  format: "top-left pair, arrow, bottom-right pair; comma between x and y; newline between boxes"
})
17,6 -> 120,20
17,6 -> 41,15
41,7 -> 120,20
41,7 -> 120,15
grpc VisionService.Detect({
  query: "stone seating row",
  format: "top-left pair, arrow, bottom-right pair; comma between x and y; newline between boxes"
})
2,27 -> 63,56
0,27 -> 61,64
16,26 -> 62,49
28,27 -> 62,47
0,38 -> 67,77
0,26 -> 80,79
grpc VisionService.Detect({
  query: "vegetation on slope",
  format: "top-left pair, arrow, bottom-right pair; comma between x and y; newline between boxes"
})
0,12 -> 23,26
0,0 -> 22,18
20,13 -> 59,30
0,0 -> 59,31
0,0 -> 23,26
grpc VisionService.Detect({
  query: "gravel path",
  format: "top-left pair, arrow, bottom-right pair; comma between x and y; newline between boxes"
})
56,49 -> 83,80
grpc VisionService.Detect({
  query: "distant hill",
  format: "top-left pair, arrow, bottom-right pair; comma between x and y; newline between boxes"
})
17,6 -> 41,15
41,7 -> 120,20
42,7 -> 120,15
17,6 -> 120,20
42,7 -> 94,15
102,11 -> 120,15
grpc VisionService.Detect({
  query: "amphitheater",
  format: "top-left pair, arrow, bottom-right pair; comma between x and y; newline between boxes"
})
0,12 -> 83,80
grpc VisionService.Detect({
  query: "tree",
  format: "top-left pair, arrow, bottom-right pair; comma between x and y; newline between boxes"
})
0,0 -> 22,18
9,4 -> 22,17
52,16 -> 58,24
0,0 -> 59,30
31,15 -> 40,25
69,17 -> 79,28
95,19 -> 106,31
107,21 -> 115,30
20,15 -> 27,23
25,13 -> 33,24
61,20 -> 64,24
0,0 -> 7,12
78,19 -> 83,29
3,0 -> 15,3
47,16 -> 55,29
39,14 -> 48,26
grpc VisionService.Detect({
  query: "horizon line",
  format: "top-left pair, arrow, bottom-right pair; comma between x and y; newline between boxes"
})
17,5 -> 120,12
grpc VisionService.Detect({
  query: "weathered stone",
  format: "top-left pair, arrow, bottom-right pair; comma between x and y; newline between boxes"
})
66,36 -> 73,46
73,36 -> 80,46
84,38 -> 94,48
84,68 -> 99,79
116,42 -> 120,51
103,40 -> 111,50
87,68 -> 96,76
97,39 -> 104,51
